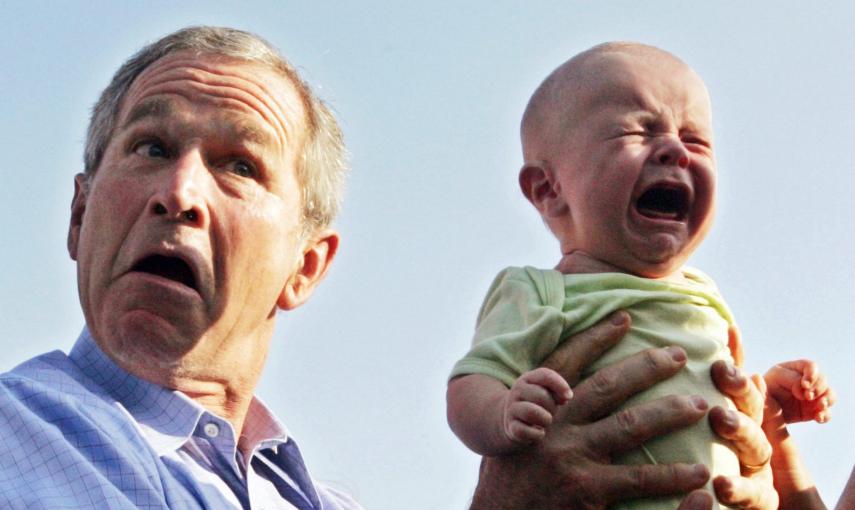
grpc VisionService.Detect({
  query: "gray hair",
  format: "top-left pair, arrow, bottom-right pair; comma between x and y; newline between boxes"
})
84,25 -> 347,234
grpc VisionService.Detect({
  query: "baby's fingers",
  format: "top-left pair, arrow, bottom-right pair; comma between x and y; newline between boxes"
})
506,416 -> 546,444
508,401 -> 552,430
765,363 -> 808,401
769,359 -> 828,400
802,372 -> 829,402
519,367 -> 573,405
812,386 -> 836,423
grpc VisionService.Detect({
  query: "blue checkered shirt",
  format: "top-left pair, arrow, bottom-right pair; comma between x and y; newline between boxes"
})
0,328 -> 362,509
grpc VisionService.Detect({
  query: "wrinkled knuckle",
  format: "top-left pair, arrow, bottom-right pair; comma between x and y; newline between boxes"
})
642,349 -> 664,373
589,370 -> 618,398
587,322 -> 608,342
614,408 -> 644,443
669,464 -> 695,489
625,465 -> 648,493
734,373 -> 751,394
666,394 -> 692,415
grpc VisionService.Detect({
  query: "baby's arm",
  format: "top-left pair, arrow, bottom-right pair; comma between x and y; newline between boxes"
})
447,368 -> 572,455
760,360 -> 835,508
764,359 -> 835,424
755,372 -> 829,510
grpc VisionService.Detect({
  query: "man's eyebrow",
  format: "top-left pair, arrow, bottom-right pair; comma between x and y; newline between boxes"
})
231,123 -> 274,146
121,98 -> 176,128
121,97 -> 277,147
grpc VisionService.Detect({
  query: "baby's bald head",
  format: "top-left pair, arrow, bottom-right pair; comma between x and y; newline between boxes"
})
517,42 -> 716,278
521,42 -> 699,163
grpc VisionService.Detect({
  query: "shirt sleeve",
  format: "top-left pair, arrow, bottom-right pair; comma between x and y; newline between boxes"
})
449,267 -> 565,387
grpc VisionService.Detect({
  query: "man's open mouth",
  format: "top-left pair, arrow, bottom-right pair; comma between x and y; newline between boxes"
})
635,183 -> 691,221
131,254 -> 198,291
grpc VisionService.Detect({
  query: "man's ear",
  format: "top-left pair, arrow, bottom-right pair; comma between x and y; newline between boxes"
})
68,173 -> 88,261
519,162 -> 569,218
277,229 -> 340,311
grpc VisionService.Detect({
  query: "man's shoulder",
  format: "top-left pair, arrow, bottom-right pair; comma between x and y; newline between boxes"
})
0,350 -> 165,508
0,348 -> 131,440
1,349 -> 106,404
4,348 -> 74,377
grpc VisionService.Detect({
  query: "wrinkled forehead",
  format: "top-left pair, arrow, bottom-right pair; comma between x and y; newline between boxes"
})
119,50 -> 308,152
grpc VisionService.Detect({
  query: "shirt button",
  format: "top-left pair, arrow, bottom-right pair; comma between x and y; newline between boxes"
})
203,422 -> 220,438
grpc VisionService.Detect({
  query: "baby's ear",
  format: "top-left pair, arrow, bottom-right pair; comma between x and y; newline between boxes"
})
519,162 -> 569,218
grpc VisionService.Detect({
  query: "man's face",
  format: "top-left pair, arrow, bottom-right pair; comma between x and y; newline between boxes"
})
68,52 -> 330,373
553,51 -> 716,278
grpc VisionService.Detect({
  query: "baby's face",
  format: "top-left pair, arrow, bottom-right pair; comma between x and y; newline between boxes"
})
553,51 -> 716,278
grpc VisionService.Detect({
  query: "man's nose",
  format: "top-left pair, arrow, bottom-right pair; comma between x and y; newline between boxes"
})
653,136 -> 690,169
147,150 -> 209,227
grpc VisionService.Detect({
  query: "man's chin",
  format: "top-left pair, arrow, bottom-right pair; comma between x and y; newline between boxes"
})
99,311 -> 205,365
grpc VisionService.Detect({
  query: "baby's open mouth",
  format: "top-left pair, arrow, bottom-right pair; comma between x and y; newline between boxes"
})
635,184 -> 691,221
132,254 -> 198,291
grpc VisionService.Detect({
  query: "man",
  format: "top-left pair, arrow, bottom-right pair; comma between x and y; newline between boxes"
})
1,26 -> 778,509
0,26 -> 354,509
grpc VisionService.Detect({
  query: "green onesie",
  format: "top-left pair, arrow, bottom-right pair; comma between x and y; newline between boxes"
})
451,266 -> 741,510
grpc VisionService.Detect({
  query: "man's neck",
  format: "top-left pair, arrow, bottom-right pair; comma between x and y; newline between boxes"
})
92,327 -> 274,437
167,374 -> 259,436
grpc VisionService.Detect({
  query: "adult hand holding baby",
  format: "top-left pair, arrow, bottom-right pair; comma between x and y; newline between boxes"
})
470,312 -> 779,510
708,361 -> 777,509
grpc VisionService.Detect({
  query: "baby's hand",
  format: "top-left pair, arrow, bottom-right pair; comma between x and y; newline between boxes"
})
764,359 -> 835,424
503,367 -> 572,444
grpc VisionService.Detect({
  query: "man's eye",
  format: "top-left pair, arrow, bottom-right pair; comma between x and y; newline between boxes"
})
134,141 -> 168,158
230,160 -> 256,178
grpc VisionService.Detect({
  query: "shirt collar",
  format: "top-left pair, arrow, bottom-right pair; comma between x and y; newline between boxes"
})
240,396 -> 290,454
68,327 -> 289,456
68,327 -> 325,509
69,327 -> 204,454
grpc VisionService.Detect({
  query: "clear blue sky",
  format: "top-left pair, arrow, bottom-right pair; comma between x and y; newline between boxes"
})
2,1 -> 853,507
